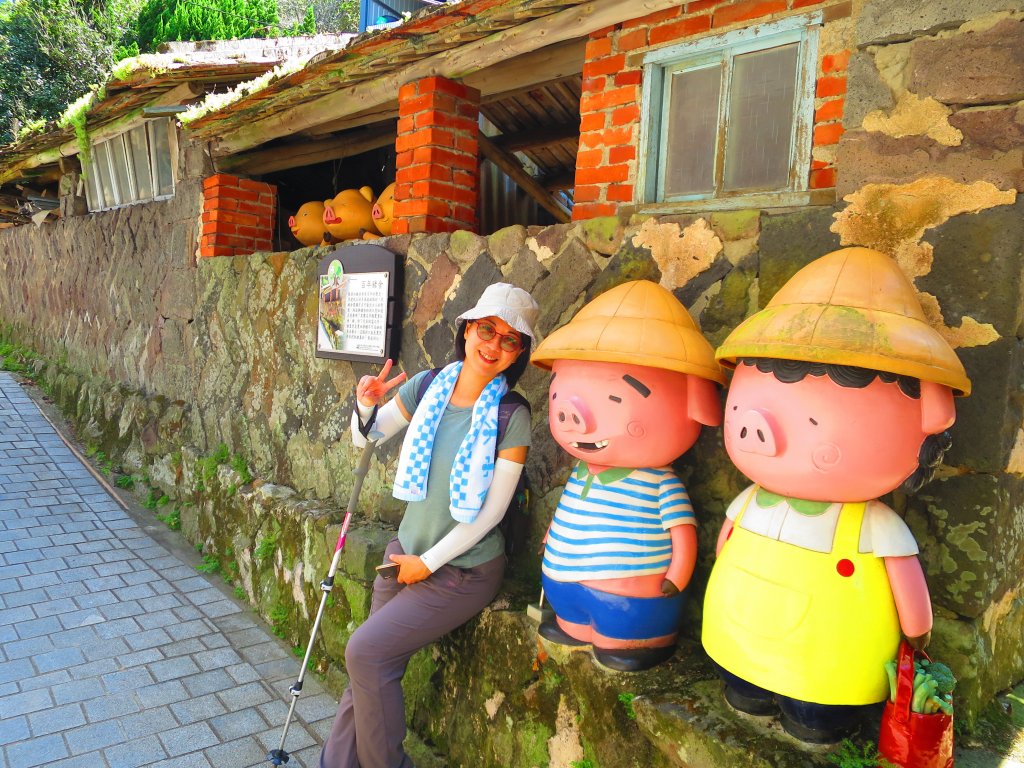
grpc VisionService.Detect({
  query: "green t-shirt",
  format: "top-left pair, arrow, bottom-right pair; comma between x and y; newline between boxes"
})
395,370 -> 531,568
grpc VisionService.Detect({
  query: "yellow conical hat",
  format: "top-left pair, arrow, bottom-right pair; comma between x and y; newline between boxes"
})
716,247 -> 971,395
531,280 -> 726,383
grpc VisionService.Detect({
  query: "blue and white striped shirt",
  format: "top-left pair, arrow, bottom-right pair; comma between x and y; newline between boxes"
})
542,464 -> 696,582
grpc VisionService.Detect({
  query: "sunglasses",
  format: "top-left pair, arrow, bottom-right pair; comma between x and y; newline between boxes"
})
473,321 -> 523,352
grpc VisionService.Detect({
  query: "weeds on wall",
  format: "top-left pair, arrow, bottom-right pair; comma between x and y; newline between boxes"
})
826,739 -> 896,768
617,692 -> 637,721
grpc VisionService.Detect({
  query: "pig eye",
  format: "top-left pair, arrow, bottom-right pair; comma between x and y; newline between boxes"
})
551,393 -> 557,401
609,395 -> 622,403
809,418 -> 818,426
732,405 -> 737,411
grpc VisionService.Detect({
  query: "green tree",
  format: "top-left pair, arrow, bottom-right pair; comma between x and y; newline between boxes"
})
136,0 -> 287,51
0,0 -> 114,143
278,0 -> 356,33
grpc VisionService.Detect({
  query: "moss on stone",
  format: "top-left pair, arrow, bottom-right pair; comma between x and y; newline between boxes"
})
710,210 -> 760,242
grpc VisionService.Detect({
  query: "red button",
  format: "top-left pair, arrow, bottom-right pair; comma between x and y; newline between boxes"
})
836,559 -> 855,577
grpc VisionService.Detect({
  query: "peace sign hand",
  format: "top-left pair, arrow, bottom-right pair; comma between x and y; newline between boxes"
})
356,359 -> 407,408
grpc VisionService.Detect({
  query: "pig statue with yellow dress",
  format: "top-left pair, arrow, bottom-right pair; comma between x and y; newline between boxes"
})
702,247 -> 971,743
323,187 -> 379,243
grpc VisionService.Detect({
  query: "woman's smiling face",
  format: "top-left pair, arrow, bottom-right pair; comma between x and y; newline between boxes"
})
463,316 -> 523,379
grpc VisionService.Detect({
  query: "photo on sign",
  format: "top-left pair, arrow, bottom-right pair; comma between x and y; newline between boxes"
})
316,261 -> 389,358
318,260 -> 347,352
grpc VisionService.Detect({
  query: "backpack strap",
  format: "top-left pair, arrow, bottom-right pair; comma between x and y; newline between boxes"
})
416,367 -> 529,447
497,391 -> 530,447
415,367 -> 443,404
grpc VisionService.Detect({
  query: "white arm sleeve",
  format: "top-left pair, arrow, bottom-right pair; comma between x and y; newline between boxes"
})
350,398 -> 410,448
419,458 -> 524,573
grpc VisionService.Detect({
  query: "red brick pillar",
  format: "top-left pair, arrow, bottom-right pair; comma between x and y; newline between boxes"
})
200,174 -> 276,257
810,49 -> 849,191
392,76 -> 480,235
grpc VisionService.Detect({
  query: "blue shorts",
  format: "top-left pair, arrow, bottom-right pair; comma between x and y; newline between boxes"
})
542,575 -> 687,641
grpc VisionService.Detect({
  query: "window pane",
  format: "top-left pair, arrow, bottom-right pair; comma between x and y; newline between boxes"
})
93,141 -> 117,209
109,135 -> 133,205
663,65 -> 722,197
128,125 -> 153,200
148,119 -> 174,197
723,43 -> 799,192
85,156 -> 103,211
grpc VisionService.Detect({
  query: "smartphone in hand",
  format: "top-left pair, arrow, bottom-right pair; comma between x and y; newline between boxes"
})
375,562 -> 399,580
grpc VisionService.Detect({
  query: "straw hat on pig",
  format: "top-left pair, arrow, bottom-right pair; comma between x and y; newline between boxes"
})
531,280 -> 726,384
715,247 -> 971,395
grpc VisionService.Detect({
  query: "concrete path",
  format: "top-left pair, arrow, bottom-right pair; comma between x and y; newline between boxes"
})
0,372 -> 338,768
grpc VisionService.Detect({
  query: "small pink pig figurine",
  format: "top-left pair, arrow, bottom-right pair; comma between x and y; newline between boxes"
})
531,280 -> 724,671
702,247 -> 972,743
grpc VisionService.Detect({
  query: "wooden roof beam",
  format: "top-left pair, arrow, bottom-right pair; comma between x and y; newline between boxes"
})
489,121 -> 579,153
203,0 -> 679,156
217,122 -> 398,174
302,40 -> 584,140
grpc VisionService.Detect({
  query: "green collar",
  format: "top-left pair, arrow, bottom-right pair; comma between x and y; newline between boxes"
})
755,487 -> 832,516
575,463 -> 633,499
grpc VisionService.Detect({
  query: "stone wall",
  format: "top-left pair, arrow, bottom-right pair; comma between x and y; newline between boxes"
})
3,197 -> 1022,742
0,0 -> 1021,761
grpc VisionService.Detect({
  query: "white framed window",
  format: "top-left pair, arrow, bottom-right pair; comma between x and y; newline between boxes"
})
84,118 -> 177,211
638,13 -> 821,208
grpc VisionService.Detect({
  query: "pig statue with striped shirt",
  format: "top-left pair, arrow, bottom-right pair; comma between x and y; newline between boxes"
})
531,280 -> 724,671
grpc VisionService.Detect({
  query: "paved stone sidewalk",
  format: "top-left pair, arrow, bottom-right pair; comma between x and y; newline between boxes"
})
0,372 -> 338,768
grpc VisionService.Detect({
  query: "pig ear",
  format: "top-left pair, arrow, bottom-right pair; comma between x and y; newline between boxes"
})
687,375 -> 722,427
359,186 -> 375,203
920,380 -> 955,434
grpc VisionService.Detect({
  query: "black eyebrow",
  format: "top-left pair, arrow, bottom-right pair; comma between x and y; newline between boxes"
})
608,395 -> 622,403
622,375 -> 650,398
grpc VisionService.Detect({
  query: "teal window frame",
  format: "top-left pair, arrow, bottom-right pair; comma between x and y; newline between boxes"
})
638,13 -> 822,208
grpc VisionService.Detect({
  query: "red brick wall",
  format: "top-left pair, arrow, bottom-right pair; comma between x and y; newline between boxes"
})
200,174 -> 276,257
574,0 -> 850,221
393,76 -> 480,235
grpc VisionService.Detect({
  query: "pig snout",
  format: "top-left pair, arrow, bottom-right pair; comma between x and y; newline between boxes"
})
287,216 -> 296,228
731,409 -> 778,456
554,395 -> 595,434
323,207 -> 338,224
372,204 -> 382,219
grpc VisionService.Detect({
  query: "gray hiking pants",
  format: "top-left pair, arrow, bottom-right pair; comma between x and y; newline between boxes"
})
320,537 -> 505,768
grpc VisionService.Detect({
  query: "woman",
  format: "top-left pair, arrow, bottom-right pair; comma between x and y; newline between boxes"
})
321,283 -> 539,768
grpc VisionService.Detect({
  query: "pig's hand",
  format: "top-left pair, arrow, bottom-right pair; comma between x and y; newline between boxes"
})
660,578 -> 680,597
906,631 -> 931,652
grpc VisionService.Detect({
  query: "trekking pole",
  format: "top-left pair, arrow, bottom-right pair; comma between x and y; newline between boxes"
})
268,431 -> 382,766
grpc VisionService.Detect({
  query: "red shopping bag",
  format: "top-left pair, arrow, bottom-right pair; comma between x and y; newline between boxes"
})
878,640 -> 954,768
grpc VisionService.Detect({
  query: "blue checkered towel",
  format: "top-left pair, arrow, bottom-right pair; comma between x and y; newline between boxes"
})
392,361 -> 508,523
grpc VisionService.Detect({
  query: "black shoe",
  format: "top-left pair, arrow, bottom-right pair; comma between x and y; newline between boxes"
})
593,645 -> 675,672
723,683 -> 778,716
779,711 -> 845,744
538,619 -> 590,647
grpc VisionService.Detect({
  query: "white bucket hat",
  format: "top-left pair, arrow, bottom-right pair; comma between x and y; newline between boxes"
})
456,283 -> 540,340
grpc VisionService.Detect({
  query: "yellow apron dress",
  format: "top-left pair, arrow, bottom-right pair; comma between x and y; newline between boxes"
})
701,489 -> 901,705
